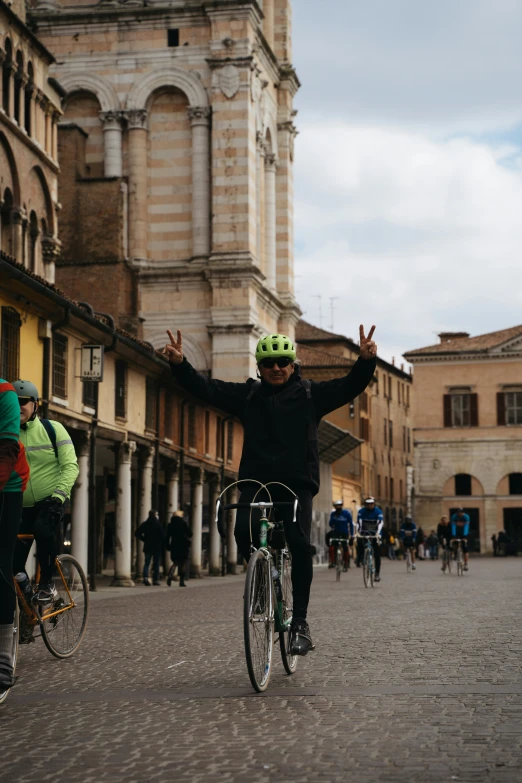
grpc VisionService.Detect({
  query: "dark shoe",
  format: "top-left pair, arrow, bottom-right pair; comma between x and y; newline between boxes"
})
166,575 -> 172,587
374,574 -> 381,583
289,619 -> 315,656
153,581 -> 161,586
328,563 -> 335,569
0,663 -> 15,692
464,565 -> 469,572
143,578 -> 151,586
179,581 -> 186,587
36,582 -> 58,605
356,562 -> 361,568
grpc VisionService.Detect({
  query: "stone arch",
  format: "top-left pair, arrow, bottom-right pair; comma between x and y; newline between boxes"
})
58,72 -> 119,113
28,166 -> 55,235
147,330 -> 209,372
442,473 -> 485,497
0,131 -> 20,204
126,67 -> 208,110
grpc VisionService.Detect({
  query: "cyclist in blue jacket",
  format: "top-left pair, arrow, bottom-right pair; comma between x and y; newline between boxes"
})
450,508 -> 470,571
399,515 -> 417,570
356,498 -> 384,581
328,500 -> 354,571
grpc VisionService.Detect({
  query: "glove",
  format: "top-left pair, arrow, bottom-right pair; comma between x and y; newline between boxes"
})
34,497 -> 64,539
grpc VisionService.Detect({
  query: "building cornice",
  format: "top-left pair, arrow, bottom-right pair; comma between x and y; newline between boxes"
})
1,2 -> 55,63
405,351 -> 522,365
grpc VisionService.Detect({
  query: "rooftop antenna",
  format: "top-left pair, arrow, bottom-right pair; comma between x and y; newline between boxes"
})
313,294 -> 323,328
329,296 -> 339,332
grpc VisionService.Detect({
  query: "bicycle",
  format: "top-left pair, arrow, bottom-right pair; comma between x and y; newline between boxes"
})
215,481 -> 299,693
357,533 -> 379,588
451,538 -> 465,576
441,543 -> 452,574
330,537 -> 348,582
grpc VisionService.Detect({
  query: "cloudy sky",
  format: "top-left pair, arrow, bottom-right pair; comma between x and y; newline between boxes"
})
292,0 -> 522,364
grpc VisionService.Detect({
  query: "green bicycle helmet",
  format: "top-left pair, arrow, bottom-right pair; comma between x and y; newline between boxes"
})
255,334 -> 296,363
12,380 -> 40,401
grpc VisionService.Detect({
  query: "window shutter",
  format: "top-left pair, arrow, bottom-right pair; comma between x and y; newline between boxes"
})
497,393 -> 506,426
443,394 -> 452,427
470,393 -> 479,427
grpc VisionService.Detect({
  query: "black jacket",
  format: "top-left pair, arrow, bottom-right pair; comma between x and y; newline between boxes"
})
170,356 -> 376,495
166,516 -> 192,558
135,514 -> 165,554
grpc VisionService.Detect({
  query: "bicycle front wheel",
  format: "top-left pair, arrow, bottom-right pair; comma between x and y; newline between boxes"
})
363,549 -> 372,588
0,602 -> 19,705
41,555 -> 89,659
278,550 -> 297,675
244,549 -> 274,692
406,550 -> 412,573
336,547 -> 342,582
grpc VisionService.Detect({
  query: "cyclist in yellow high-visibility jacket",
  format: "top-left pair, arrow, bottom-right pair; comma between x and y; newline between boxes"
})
12,380 -> 78,605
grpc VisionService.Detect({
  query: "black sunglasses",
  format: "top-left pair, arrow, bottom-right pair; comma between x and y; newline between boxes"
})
18,397 -> 34,406
258,357 -> 293,369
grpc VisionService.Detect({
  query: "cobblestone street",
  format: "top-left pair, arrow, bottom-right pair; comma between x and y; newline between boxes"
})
2,557 -> 522,783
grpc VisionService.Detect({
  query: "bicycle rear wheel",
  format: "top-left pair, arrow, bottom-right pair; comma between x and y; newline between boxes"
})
336,546 -> 342,582
278,550 -> 297,675
0,602 -> 19,705
244,549 -> 274,692
41,555 -> 89,659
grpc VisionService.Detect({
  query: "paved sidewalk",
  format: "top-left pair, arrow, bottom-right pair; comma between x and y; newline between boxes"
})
2,557 -> 522,783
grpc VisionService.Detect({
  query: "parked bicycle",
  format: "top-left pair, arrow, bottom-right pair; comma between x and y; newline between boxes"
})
357,533 -> 380,588
215,481 -> 298,693
0,534 -> 89,705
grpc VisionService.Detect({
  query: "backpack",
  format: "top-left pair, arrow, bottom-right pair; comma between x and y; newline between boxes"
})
41,418 -> 58,459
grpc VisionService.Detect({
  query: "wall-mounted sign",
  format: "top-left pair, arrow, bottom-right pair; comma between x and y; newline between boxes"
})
80,345 -> 104,382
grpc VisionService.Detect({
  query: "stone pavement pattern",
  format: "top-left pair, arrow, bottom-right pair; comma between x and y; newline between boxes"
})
1,558 -> 522,783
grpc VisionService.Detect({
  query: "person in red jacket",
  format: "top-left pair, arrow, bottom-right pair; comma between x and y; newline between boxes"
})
0,380 -> 29,695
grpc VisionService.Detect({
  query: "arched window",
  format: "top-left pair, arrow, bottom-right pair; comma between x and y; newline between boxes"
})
1,188 -> 13,255
455,473 -> 472,496
509,473 -> 522,495
2,39 -> 13,115
14,51 -> 23,125
28,211 -> 38,272
25,62 -> 33,136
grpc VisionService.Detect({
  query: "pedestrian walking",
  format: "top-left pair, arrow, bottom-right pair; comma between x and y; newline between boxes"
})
416,527 -> 426,560
166,510 -> 192,587
491,533 -> 498,557
428,531 -> 438,560
135,510 -> 165,585
388,532 -> 397,560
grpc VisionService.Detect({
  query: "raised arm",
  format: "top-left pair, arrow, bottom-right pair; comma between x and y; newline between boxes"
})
311,325 -> 377,419
163,329 -> 247,417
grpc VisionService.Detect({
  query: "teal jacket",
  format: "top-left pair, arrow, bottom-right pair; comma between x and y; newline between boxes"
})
20,417 -> 79,507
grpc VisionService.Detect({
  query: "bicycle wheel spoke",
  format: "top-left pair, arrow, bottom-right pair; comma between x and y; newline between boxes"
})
41,555 -> 89,658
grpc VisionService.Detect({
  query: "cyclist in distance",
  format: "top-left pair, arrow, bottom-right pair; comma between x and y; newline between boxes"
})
450,507 -> 470,572
164,325 -> 377,655
0,379 -> 29,692
356,497 -> 384,581
399,514 -> 417,570
12,381 -> 79,604
328,500 -> 354,570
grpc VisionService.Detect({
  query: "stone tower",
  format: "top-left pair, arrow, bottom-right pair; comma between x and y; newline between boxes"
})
30,0 -> 301,380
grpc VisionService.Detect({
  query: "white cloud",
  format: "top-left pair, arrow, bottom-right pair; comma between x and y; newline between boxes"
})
294,124 -> 522,362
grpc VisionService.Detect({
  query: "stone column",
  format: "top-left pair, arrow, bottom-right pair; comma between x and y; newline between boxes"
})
263,0 -> 275,48
256,132 -> 265,271
52,112 -> 60,161
100,111 -> 123,178
28,86 -> 37,140
0,52 -> 4,110
187,106 -> 211,260
71,432 -> 90,574
125,109 -> 148,264
7,63 -> 16,119
264,153 -> 277,290
167,465 -> 179,517
208,474 -> 221,576
227,485 -> 238,574
41,236 -> 60,285
44,106 -> 52,156
17,74 -> 27,130
189,467 -> 204,577
11,208 -> 25,264
112,440 -> 136,586
136,446 -> 154,574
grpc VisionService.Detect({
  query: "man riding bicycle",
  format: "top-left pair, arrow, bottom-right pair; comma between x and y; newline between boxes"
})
356,497 -> 384,581
328,500 -> 354,571
437,515 -> 451,571
450,508 -> 470,572
164,325 -> 377,655
399,514 -> 417,570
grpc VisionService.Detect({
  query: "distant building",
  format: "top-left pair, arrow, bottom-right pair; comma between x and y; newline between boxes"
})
404,326 -> 522,553
30,0 -> 301,381
0,0 -> 62,282
297,320 -> 414,530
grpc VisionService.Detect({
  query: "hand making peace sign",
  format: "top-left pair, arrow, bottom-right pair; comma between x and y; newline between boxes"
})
359,325 -> 377,360
163,329 -> 184,365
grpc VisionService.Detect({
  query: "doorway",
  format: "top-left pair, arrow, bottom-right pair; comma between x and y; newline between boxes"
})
503,508 -> 522,553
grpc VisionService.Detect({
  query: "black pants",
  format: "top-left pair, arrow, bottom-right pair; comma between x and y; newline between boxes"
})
234,483 -> 313,621
13,504 -> 58,585
0,492 -> 23,625
356,537 -> 381,574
